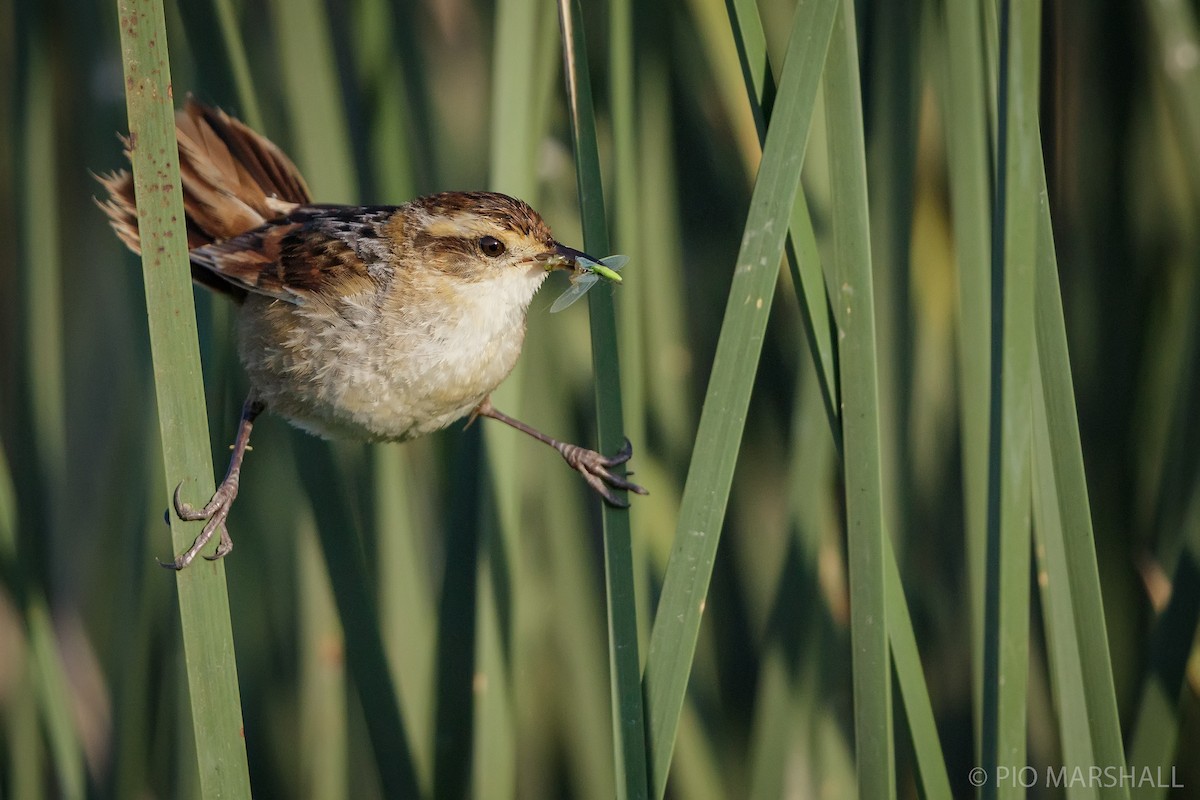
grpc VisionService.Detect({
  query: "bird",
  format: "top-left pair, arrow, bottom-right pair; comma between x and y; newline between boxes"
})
97,99 -> 646,570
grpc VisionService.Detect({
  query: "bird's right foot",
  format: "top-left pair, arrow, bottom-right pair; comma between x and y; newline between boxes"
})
556,438 -> 649,507
160,479 -> 239,570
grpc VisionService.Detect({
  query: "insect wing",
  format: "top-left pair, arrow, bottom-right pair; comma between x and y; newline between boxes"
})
550,271 -> 600,313
599,254 -> 629,271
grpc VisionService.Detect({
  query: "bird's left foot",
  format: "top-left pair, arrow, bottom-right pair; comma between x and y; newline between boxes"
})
556,438 -> 649,507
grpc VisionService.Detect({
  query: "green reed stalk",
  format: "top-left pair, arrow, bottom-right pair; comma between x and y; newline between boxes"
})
558,1 -> 649,797
641,1 -> 836,795
822,1 -> 895,794
980,2 -> 1040,796
114,0 -> 250,794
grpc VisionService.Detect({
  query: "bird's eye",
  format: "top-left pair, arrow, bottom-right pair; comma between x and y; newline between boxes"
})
480,236 -> 506,257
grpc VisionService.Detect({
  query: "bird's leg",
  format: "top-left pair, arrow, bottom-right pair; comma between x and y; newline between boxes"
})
162,395 -> 265,570
472,396 -> 648,506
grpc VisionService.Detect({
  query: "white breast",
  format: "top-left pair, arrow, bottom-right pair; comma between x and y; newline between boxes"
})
238,264 -> 550,442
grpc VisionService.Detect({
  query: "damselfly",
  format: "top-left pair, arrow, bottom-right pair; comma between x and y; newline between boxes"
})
550,254 -> 629,313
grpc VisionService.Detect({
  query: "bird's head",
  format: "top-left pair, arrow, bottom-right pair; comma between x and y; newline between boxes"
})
403,192 -> 592,294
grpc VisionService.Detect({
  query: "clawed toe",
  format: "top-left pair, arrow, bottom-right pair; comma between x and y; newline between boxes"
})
598,438 -> 634,468
161,481 -> 239,570
203,527 -> 234,561
172,483 -> 203,520
558,439 -> 649,507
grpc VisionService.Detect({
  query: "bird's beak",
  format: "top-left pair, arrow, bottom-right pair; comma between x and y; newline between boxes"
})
540,241 -> 597,272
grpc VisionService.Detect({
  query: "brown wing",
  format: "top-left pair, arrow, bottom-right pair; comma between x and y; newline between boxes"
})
188,206 -> 400,304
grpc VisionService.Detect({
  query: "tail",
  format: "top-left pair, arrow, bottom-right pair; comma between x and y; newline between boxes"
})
96,99 -> 312,295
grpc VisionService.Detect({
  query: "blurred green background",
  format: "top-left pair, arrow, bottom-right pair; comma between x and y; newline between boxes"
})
2,0 -> 1200,797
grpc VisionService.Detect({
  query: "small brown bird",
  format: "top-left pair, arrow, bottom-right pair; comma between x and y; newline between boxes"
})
99,99 -> 646,569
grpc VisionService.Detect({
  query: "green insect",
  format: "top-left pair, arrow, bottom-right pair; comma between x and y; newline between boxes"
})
550,254 -> 628,313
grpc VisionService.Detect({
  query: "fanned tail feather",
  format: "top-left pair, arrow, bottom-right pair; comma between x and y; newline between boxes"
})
96,99 -> 312,297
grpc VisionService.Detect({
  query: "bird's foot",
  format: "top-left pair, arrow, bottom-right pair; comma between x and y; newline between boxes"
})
160,479 -> 239,570
556,438 -> 649,507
